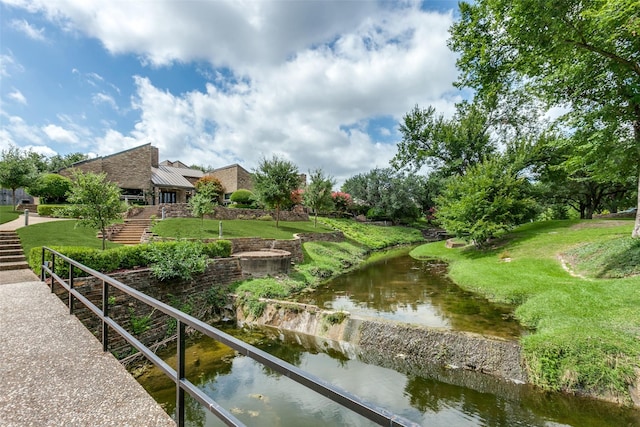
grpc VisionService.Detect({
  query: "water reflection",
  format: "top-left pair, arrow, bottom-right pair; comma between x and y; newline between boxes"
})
293,248 -> 522,339
138,326 -> 640,427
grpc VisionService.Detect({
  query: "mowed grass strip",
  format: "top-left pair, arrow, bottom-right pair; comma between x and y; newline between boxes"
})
152,218 -> 334,240
17,220 -> 122,255
0,206 -> 20,224
410,219 -> 640,399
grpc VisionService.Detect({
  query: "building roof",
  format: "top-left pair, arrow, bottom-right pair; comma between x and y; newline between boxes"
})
151,166 -> 196,189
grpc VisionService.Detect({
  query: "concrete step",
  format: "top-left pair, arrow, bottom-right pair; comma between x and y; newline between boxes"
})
0,249 -> 23,256
0,244 -> 23,251
0,261 -> 29,271
0,255 -> 26,263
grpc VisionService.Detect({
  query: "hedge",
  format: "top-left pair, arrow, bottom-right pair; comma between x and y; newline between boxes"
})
29,239 -> 232,277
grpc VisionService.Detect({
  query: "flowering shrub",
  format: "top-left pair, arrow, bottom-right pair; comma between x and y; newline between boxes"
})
332,192 -> 352,212
290,188 -> 304,205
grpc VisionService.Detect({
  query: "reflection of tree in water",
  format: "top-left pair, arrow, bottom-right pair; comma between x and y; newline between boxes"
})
404,375 -> 544,427
185,394 -> 206,427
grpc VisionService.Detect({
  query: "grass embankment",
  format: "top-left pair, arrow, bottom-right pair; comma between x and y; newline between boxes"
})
0,206 -> 20,224
152,218 -> 334,239
17,220 -> 121,255
410,219 -> 640,402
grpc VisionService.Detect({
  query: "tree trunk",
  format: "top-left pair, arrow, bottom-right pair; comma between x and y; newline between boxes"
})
633,173 -> 640,238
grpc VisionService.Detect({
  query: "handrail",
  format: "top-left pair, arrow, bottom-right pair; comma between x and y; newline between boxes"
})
41,246 -> 418,427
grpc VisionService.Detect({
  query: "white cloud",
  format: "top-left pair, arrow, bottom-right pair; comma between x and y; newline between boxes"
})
2,115 -> 43,145
8,89 -> 27,105
92,92 -> 117,110
0,52 -> 24,77
42,124 -> 79,144
10,19 -> 46,41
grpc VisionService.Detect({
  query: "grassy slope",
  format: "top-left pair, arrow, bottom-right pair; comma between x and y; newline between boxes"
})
17,220 -> 121,255
0,206 -> 20,224
410,220 -> 640,400
152,218 -> 334,239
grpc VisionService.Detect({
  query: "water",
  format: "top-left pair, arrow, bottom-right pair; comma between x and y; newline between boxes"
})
292,247 -> 522,339
138,327 -> 640,427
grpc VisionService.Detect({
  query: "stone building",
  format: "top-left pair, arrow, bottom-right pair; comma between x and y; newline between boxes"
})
58,144 -> 252,205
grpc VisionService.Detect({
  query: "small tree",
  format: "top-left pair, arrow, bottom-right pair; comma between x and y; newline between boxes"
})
189,192 -> 215,225
435,157 -> 538,248
0,146 -> 38,207
65,171 -> 125,250
303,169 -> 335,227
252,156 -> 300,228
195,176 -> 224,202
27,173 -> 72,204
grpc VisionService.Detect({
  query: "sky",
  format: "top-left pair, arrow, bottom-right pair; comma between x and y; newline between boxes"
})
0,0 -> 465,187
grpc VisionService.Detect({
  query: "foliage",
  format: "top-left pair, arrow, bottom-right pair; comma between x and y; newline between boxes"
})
230,189 -> 256,207
449,0 -> 640,237
410,220 -> 640,399
194,176 -> 224,202
435,157 -> 538,247
318,217 -> 424,250
64,171 -> 126,250
0,145 -> 38,206
146,240 -> 208,281
189,192 -> 215,224
46,152 -> 90,172
128,308 -> 153,335
331,192 -> 352,213
26,173 -> 72,204
252,155 -> 300,228
341,168 -> 428,223
393,101 -> 496,177
303,169 -> 335,227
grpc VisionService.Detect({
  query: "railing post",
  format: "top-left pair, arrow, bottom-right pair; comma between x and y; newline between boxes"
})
176,320 -> 186,427
102,280 -> 109,353
68,263 -> 74,315
51,253 -> 56,293
41,247 -> 45,282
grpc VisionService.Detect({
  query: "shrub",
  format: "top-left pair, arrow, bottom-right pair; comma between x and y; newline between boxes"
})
37,204 -> 74,217
202,240 -> 232,258
230,189 -> 255,205
146,240 -> 208,281
257,214 -> 273,221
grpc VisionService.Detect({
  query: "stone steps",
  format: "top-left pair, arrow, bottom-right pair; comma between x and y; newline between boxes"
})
0,231 -> 28,271
109,219 -> 152,245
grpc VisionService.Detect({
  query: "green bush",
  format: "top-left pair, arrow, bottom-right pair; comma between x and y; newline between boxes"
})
37,204 -> 74,217
146,240 -> 208,281
202,240 -> 232,258
230,189 -> 255,205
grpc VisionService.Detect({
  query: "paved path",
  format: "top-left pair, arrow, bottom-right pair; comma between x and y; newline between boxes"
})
0,212 -> 73,232
0,214 -> 175,426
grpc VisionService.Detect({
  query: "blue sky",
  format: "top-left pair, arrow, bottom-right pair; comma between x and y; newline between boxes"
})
1,0 -> 463,185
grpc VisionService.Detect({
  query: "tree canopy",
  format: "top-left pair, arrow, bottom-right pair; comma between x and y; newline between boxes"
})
449,0 -> 640,236
303,169 -> 335,227
252,156 -> 300,228
0,146 -> 38,206
65,171 -> 125,250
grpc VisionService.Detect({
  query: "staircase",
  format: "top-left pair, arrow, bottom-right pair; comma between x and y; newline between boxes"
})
0,231 -> 28,271
109,206 -> 160,245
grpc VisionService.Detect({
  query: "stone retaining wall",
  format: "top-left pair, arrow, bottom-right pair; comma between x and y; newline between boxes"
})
53,258 -> 242,358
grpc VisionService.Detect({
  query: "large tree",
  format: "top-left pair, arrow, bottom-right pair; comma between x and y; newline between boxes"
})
252,156 -> 300,228
65,171 -> 125,250
392,101 -> 496,177
0,146 -> 38,207
303,169 -> 335,227
26,173 -> 72,204
449,0 -> 640,237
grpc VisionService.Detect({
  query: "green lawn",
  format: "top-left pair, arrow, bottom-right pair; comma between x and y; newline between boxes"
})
17,220 -> 121,256
0,206 -> 20,224
410,219 -> 640,401
152,218 -> 335,239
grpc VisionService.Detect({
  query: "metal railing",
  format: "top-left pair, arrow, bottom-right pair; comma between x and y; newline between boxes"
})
41,246 -> 418,427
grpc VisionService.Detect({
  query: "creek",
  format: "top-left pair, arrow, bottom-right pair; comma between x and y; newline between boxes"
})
137,247 -> 640,426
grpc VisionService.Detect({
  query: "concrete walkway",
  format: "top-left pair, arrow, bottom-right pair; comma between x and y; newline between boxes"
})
0,213 -> 175,426
0,212 -> 73,232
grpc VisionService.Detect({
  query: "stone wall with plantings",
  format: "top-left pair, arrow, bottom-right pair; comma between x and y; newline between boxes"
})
159,203 -> 309,221
51,259 -> 242,359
